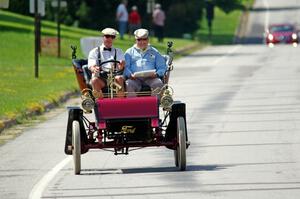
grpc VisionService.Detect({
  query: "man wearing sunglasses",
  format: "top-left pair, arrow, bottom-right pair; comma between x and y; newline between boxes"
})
124,28 -> 167,96
88,28 -> 125,98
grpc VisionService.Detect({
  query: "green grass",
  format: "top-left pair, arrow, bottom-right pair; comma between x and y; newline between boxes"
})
0,10 -> 197,120
197,0 -> 255,45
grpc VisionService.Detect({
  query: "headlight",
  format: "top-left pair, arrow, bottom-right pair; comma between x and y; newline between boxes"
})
160,88 -> 173,110
160,95 -> 173,110
81,98 -> 95,113
292,33 -> 297,40
81,88 -> 95,113
268,34 -> 274,40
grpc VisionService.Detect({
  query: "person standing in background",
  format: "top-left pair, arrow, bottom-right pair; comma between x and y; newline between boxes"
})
152,3 -> 165,43
116,0 -> 128,40
128,5 -> 141,38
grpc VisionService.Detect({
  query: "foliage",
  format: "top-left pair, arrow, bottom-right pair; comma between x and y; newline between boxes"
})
5,0 -> 30,15
163,0 -> 203,37
197,6 -> 241,45
215,0 -> 245,13
6,0 -> 246,38
197,0 -> 254,44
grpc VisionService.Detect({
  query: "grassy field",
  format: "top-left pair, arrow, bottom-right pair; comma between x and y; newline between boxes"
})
0,10 -> 198,122
197,0 -> 254,45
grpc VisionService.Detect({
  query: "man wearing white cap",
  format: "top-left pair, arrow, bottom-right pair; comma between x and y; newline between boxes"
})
88,28 -> 125,98
124,28 -> 167,96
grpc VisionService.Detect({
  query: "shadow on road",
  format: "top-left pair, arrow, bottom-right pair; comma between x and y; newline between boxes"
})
77,164 -> 225,175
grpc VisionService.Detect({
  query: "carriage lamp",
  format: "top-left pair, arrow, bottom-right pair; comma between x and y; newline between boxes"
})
292,33 -> 298,40
81,89 -> 95,113
160,87 -> 174,110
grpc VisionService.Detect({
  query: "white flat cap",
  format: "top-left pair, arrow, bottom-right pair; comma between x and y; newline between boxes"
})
132,5 -> 137,10
101,28 -> 119,36
155,3 -> 161,9
134,28 -> 149,39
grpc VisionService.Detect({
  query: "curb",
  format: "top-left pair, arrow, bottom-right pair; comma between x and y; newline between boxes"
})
0,90 -> 79,134
174,43 -> 203,55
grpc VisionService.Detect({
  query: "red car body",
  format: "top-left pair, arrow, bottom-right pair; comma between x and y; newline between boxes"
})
266,24 -> 299,45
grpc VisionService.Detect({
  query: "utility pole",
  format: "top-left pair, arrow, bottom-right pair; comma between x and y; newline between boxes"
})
34,0 -> 39,78
205,0 -> 215,39
57,0 -> 61,57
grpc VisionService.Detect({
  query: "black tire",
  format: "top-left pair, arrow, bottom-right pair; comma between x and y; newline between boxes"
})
176,116 -> 186,171
174,150 -> 179,167
72,121 -> 81,175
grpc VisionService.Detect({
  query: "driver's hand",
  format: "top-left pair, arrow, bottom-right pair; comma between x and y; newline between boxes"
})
118,63 -> 124,70
91,65 -> 100,74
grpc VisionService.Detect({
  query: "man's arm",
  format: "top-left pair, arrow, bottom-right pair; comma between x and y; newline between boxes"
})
88,48 -> 100,74
116,5 -> 124,20
124,52 -> 134,79
155,52 -> 167,77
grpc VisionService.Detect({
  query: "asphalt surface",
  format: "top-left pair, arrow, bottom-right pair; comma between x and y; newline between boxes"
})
1,0 -> 300,198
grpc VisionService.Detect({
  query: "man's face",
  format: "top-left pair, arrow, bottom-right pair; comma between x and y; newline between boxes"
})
136,37 -> 149,50
103,35 -> 115,48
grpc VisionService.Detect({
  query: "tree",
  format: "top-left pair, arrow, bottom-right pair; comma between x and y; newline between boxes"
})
161,0 -> 203,37
6,0 -> 29,15
205,0 -> 215,37
215,0 -> 244,14
6,0 -> 244,39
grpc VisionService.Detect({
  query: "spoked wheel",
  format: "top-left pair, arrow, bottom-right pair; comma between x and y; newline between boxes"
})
72,121 -> 81,175
175,116 -> 186,171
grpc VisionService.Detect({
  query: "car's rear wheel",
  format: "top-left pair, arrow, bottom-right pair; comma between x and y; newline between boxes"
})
175,116 -> 186,171
72,121 -> 81,175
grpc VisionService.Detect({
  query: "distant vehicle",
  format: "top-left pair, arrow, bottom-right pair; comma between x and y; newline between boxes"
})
265,24 -> 298,47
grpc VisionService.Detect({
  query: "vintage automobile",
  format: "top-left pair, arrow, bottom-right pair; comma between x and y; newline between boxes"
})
265,23 -> 299,47
65,42 -> 189,174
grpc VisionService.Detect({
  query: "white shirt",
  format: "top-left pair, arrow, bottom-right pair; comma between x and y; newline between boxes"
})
88,44 -> 125,72
152,8 -> 165,26
116,3 -> 128,22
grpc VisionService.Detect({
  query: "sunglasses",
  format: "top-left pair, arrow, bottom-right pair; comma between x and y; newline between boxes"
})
137,38 -> 148,41
104,35 -> 116,39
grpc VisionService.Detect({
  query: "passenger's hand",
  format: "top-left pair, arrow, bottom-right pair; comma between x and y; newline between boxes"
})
130,74 -> 136,80
151,72 -> 158,78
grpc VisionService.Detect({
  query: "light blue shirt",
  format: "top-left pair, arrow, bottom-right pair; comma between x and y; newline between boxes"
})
124,45 -> 167,78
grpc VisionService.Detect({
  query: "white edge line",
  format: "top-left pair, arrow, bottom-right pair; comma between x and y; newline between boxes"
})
212,45 -> 242,65
28,156 -> 72,199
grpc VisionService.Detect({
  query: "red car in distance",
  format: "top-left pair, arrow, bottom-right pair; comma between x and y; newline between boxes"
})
266,24 -> 299,47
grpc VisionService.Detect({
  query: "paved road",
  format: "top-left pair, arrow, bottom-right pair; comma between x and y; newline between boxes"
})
1,0 -> 300,198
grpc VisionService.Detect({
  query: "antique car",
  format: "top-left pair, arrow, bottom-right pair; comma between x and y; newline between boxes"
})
64,42 -> 189,174
265,23 -> 298,47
